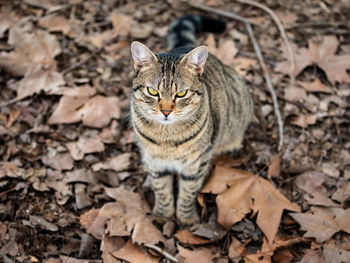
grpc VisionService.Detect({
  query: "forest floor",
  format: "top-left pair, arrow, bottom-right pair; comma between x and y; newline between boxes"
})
0,0 -> 350,262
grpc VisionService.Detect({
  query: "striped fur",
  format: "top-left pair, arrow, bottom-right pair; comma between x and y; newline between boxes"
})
130,16 -> 253,225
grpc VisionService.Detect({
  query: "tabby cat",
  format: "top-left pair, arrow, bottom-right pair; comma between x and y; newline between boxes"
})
130,15 -> 253,225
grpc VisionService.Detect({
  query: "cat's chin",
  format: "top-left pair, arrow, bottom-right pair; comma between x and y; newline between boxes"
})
157,118 -> 175,125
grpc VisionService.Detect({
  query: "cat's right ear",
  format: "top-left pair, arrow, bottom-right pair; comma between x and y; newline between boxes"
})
131,41 -> 158,71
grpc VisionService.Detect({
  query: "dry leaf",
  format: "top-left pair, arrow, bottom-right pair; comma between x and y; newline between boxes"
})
177,245 -> 212,263
201,166 -> 300,245
132,218 -> 166,246
112,240 -> 160,263
301,249 -> 326,263
48,95 -> 120,128
205,34 -> 238,66
66,137 -> 105,160
284,85 -> 307,101
17,66 -> 65,99
294,171 -> 339,207
291,206 -> 350,243
276,36 -> 350,84
0,6 -> 19,38
291,114 -> 317,128
175,230 -> 212,245
110,10 -> 132,36
299,79 -> 333,94
323,246 -> 350,263
331,181 -> 350,204
267,154 -> 281,178
38,14 -> 71,34
107,209 -> 130,236
41,152 -> 74,171
85,202 -> 124,239
92,153 -> 135,173
0,27 -> 60,76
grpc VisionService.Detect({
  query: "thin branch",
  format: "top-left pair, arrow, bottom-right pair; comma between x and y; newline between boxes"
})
0,97 -> 24,108
233,0 -> 295,85
144,244 -> 178,263
245,23 -> 284,150
189,3 -> 260,26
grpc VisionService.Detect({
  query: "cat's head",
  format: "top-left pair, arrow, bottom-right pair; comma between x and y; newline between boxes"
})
130,41 -> 208,125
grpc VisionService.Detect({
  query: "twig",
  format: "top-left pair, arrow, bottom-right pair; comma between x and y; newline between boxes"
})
144,244 -> 178,263
233,0 -> 295,85
189,3 -> 260,26
62,45 -> 105,75
0,97 -> 24,108
245,23 -> 284,150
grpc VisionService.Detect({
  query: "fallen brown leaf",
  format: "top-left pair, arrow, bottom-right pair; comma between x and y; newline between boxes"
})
112,240 -> 160,263
41,152 -> 74,171
175,230 -> 212,245
291,114 -> 317,128
132,218 -> 166,246
110,10 -> 132,36
48,95 -> 120,128
294,171 -> 339,207
201,166 -> 300,245
276,36 -> 350,84
92,153 -> 136,173
38,14 -> 71,34
267,154 -> 281,178
66,137 -> 105,160
291,206 -> 350,243
299,79 -> 333,94
205,34 -> 238,66
0,27 -> 61,76
177,245 -> 212,263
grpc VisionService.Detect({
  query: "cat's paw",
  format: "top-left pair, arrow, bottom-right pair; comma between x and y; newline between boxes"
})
153,205 -> 175,218
177,212 -> 200,226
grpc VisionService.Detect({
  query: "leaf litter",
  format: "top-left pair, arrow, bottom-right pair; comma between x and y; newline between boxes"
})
0,0 -> 349,262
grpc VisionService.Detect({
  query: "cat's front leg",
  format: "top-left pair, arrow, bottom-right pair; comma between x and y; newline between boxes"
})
149,170 -> 175,218
176,160 -> 210,225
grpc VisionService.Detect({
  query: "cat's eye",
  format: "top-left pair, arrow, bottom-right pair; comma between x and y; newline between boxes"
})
147,87 -> 159,96
176,90 -> 188,98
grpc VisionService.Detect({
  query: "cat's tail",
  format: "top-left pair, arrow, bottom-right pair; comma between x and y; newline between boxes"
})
167,15 -> 226,50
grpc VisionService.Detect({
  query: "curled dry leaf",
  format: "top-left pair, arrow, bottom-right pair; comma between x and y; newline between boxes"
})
41,152 -> 74,171
17,66 -> 65,99
299,79 -> 333,94
267,154 -> 281,178
38,14 -> 71,34
66,137 -> 105,160
0,27 -> 61,76
291,206 -> 350,243
175,230 -> 212,245
132,218 -> 166,246
201,166 -> 300,245
110,10 -> 132,36
276,36 -> 350,84
48,95 -> 121,128
291,114 -> 317,128
177,245 -> 212,263
112,240 -> 160,263
205,34 -> 238,66
294,171 -> 339,207
92,152 -> 136,173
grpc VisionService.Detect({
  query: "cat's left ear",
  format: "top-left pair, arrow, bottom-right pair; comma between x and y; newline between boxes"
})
180,46 -> 208,75
131,41 -> 158,71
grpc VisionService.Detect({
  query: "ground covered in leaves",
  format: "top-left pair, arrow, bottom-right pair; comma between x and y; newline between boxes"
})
0,0 -> 350,262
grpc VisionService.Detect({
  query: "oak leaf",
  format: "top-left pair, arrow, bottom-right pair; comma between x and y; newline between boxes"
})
299,79 -> 333,94
48,94 -> 121,128
205,34 -> 238,66
291,206 -> 350,243
112,240 -> 160,263
201,166 -> 300,245
177,245 -> 212,263
0,27 -> 61,76
175,230 -> 212,245
276,36 -> 350,84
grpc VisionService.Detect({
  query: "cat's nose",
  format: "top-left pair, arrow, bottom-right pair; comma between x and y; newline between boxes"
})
161,109 -> 172,117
